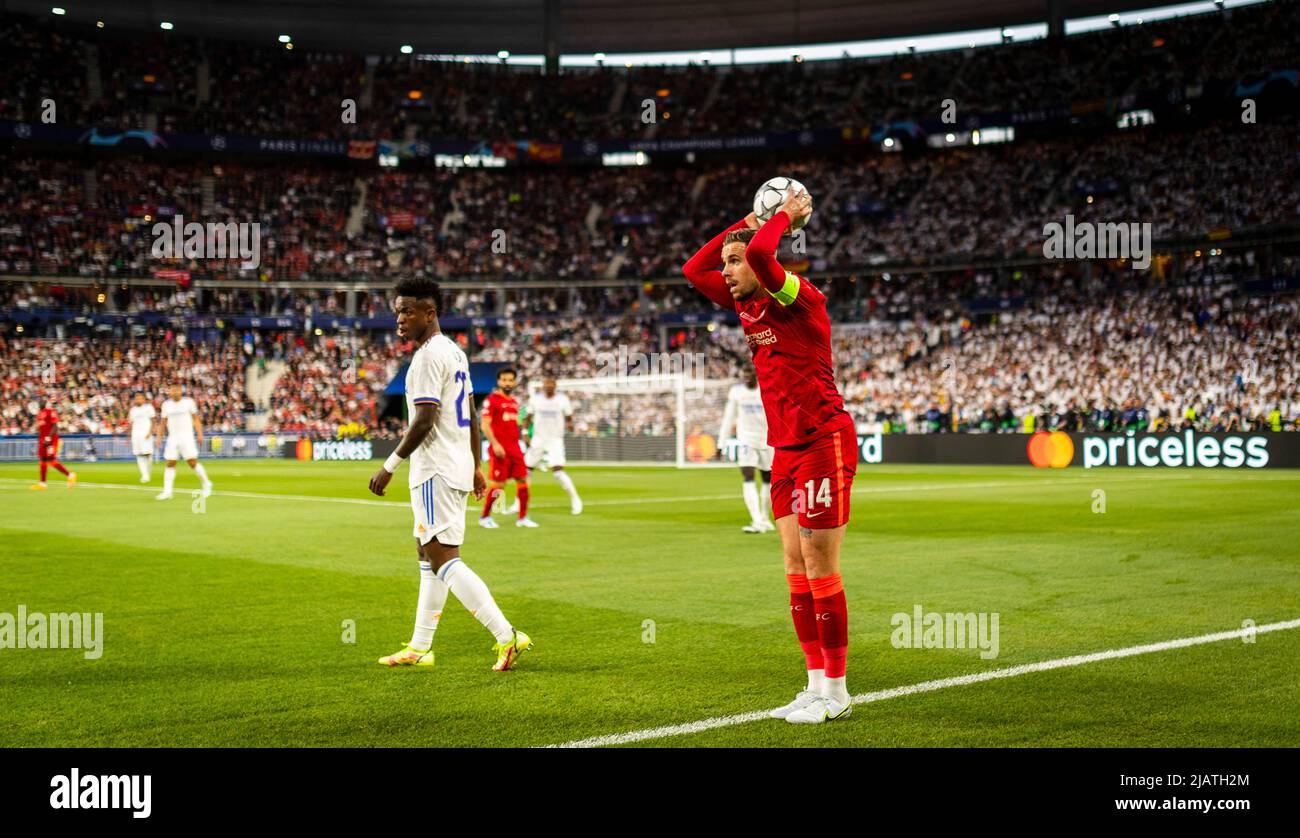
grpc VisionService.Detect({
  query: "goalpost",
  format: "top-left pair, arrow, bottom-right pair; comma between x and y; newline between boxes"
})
536,373 -> 735,467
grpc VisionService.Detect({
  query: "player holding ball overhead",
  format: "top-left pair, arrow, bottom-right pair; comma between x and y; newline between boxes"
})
683,182 -> 857,725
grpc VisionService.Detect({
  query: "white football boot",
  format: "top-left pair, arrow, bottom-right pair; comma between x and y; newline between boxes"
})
785,695 -> 853,724
769,690 -> 821,720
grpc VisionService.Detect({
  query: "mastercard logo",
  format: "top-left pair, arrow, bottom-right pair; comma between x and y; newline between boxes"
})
684,433 -> 717,463
296,439 -> 313,460
1027,431 -> 1074,468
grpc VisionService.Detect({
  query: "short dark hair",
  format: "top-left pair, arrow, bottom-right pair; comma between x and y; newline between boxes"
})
497,367 -> 517,380
723,229 -> 757,247
394,277 -> 442,314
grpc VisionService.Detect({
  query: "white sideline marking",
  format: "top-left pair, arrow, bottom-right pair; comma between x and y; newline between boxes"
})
547,618 -> 1300,748
0,473 -> 1189,513
0,477 -> 410,508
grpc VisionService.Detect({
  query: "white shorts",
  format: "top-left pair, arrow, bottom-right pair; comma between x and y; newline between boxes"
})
131,435 -> 154,456
737,442 -> 774,471
411,475 -> 468,546
524,436 -> 566,468
163,436 -> 199,461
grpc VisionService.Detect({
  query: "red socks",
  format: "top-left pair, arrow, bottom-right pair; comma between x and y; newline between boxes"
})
481,486 -> 502,519
39,461 -> 69,481
788,572 -> 848,678
809,573 -> 848,679
786,574 -> 823,674
481,485 -> 528,519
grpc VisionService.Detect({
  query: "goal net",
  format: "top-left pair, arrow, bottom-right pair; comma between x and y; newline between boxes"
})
535,373 -> 735,467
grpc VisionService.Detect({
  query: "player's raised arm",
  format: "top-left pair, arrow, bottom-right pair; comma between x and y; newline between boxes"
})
683,216 -> 756,308
745,188 -> 812,299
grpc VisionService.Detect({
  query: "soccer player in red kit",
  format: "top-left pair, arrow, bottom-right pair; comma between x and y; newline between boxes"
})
478,367 -> 539,529
683,188 -> 856,724
31,402 -> 76,490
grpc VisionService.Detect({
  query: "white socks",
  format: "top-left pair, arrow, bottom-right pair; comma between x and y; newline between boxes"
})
759,477 -> 770,521
162,463 -> 210,494
554,469 -> 579,501
823,675 -> 849,705
806,668 -> 847,704
410,561 -> 449,650
136,455 -> 151,481
438,559 -> 513,644
742,480 -> 762,525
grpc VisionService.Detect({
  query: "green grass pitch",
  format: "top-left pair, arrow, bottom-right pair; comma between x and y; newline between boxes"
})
1,459 -> 1297,747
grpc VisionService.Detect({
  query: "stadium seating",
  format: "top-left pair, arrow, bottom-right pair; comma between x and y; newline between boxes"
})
2,115 -> 1296,282
3,2 -> 1295,139
3,3 -> 1298,439
3,275 -> 1296,439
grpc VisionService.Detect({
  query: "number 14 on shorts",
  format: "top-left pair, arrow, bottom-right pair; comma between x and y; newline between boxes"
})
793,478 -> 832,513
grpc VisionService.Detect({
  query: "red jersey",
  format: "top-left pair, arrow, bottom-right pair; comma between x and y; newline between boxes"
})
481,391 -> 522,452
683,212 -> 853,449
36,408 -> 59,439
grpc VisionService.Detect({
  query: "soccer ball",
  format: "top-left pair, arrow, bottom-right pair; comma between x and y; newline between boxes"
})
753,176 -> 811,230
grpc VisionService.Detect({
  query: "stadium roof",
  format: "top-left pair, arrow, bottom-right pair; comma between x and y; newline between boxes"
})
19,0 -> 1246,58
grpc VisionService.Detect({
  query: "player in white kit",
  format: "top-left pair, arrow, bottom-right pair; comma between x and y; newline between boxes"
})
719,370 -> 775,533
128,393 -> 157,483
369,278 -> 532,672
524,378 -> 583,515
154,384 -> 212,500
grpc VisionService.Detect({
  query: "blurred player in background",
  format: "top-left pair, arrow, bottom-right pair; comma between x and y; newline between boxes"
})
684,188 -> 856,725
524,378 -> 583,515
719,370 -> 773,533
129,393 -> 157,483
154,384 -> 213,501
479,367 -> 539,528
30,402 -> 75,490
369,277 -> 532,671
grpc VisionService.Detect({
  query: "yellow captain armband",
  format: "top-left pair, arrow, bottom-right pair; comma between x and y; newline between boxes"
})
767,271 -> 800,305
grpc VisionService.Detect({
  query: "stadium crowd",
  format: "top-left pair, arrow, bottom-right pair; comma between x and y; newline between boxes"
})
262,333 -> 404,437
3,278 -> 1296,442
825,285 -> 1299,434
2,116 -> 1297,283
0,331 -> 248,436
2,2 -> 1298,444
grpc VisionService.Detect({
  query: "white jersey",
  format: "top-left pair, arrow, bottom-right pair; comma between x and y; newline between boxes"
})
528,392 -> 572,441
405,333 -> 474,491
160,397 -> 198,442
720,383 -> 769,448
129,403 -> 156,441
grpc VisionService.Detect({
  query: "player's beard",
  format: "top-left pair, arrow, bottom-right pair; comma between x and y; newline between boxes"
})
729,277 -> 760,301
